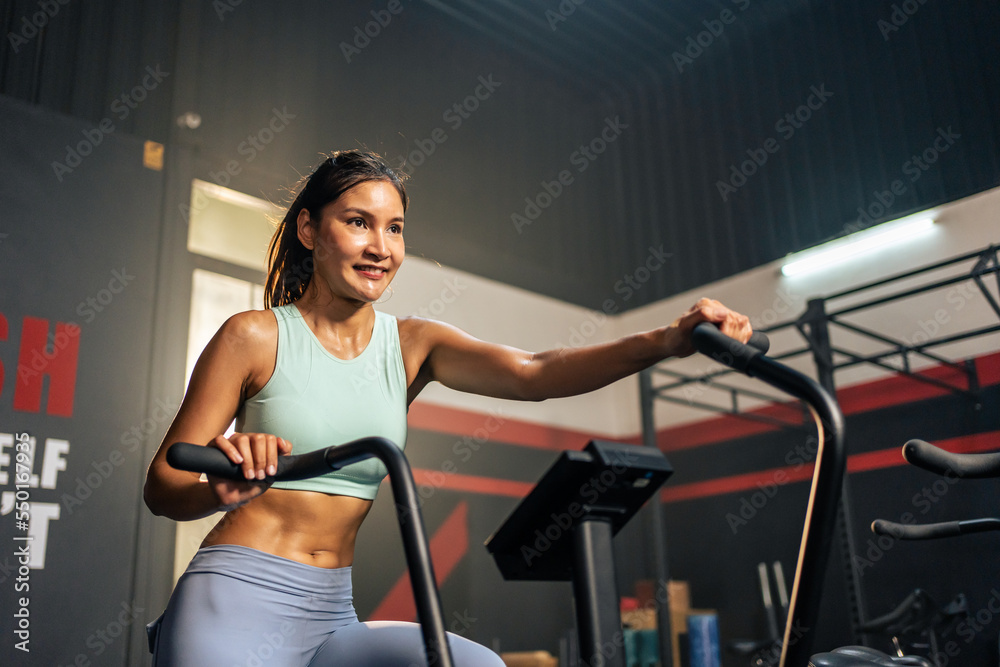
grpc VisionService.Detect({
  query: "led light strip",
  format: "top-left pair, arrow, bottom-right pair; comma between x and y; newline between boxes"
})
781,216 -> 936,277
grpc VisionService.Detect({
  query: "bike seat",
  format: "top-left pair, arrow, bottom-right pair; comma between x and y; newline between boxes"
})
809,646 -> 931,666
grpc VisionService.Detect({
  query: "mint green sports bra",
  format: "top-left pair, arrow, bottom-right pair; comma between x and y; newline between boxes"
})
237,304 -> 408,500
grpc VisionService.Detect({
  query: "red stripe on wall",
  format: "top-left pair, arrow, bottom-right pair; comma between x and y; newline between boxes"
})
410,468 -> 535,498
393,429 -> 1000,506
660,463 -> 815,503
367,501 -> 470,622
407,400 -> 608,451
659,430 -> 1000,504
838,352 -> 1000,415
400,433 -> 1000,506
655,402 -> 803,452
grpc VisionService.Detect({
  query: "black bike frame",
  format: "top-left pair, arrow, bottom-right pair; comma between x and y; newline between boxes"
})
692,323 -> 847,667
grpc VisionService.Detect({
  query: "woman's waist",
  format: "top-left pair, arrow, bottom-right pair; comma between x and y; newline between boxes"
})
182,543 -> 356,599
202,489 -> 372,568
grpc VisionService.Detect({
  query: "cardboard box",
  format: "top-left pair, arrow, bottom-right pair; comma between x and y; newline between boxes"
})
632,580 -> 691,666
622,607 -> 657,630
501,650 -> 558,667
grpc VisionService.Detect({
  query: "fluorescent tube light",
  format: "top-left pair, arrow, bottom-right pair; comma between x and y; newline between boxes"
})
781,216 -> 936,277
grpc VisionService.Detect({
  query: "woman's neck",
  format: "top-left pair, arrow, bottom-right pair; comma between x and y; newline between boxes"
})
292,288 -> 377,359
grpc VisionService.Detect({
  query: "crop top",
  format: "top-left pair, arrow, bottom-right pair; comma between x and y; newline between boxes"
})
236,303 -> 408,500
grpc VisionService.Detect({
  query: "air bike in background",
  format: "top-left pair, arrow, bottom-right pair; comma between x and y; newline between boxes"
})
166,322 -> 927,665
841,437 -> 1000,666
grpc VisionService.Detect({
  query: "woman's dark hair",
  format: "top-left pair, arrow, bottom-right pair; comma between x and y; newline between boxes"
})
264,150 -> 408,308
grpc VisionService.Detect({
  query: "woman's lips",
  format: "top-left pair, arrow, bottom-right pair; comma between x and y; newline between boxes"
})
355,265 -> 387,279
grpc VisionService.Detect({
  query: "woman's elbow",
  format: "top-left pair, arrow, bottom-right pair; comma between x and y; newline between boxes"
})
514,357 -> 553,402
142,464 -> 182,518
517,386 -> 548,402
142,476 -> 167,517
512,376 -> 549,402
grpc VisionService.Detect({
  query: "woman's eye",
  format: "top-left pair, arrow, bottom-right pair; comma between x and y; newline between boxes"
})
389,224 -> 402,234
350,218 -> 366,227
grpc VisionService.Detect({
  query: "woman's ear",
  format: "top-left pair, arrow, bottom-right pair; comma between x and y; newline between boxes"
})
296,208 -> 315,250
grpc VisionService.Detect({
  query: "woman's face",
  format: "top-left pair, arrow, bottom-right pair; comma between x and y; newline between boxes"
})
297,180 -> 405,305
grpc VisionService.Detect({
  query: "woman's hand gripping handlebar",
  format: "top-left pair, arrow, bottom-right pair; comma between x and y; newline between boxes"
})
168,439 -> 350,482
166,436 -> 457,667
690,321 -> 770,372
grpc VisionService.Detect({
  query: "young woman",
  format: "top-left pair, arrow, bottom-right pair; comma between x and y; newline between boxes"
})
143,150 -> 752,665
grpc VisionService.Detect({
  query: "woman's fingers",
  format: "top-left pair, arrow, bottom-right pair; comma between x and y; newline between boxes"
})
231,433 -> 258,480
210,433 -> 292,481
250,434 -> 269,480
668,298 -> 753,358
691,298 -> 752,341
210,433 -> 268,479
210,434 -> 252,479
203,432 -> 293,511
264,436 -> 285,478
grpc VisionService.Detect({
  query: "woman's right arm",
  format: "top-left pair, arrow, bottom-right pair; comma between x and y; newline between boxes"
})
143,311 -> 290,521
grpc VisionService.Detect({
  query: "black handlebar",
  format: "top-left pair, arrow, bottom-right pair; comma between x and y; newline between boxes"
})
167,437 -> 455,667
872,517 -> 1000,540
691,322 -> 770,375
691,322 -> 846,667
867,439 -> 1000,545
902,439 -> 1000,479
167,442 -> 344,481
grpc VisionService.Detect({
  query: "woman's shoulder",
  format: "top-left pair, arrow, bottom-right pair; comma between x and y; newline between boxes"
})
394,315 -> 468,353
213,309 -> 278,355
395,314 -> 443,338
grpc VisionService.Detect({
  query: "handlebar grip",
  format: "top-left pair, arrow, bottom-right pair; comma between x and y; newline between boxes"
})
873,517 -> 1000,540
167,443 -> 243,480
166,442 -> 336,481
692,322 -> 769,374
872,519 -> 963,540
748,331 -> 770,354
903,439 -> 1000,479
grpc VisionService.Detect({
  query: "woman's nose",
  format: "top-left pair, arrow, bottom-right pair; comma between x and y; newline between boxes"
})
366,231 -> 388,258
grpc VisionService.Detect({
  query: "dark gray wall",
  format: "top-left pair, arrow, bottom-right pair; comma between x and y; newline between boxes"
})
5,0 -> 998,310
0,95 -> 166,667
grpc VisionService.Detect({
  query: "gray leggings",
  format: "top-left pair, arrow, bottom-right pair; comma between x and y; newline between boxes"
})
146,544 -> 504,667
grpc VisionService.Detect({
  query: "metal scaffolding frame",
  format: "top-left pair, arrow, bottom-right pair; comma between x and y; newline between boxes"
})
639,243 -> 1000,657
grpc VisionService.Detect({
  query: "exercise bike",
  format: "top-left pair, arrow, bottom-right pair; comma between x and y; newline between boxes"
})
857,437 -> 1000,666
165,323 -> 913,666
814,438 -> 1000,666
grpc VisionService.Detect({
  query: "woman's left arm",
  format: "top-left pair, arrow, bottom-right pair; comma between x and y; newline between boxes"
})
408,298 -> 751,402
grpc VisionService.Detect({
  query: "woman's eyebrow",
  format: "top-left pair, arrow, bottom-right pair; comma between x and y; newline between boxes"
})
340,207 -> 404,223
339,207 -> 372,216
